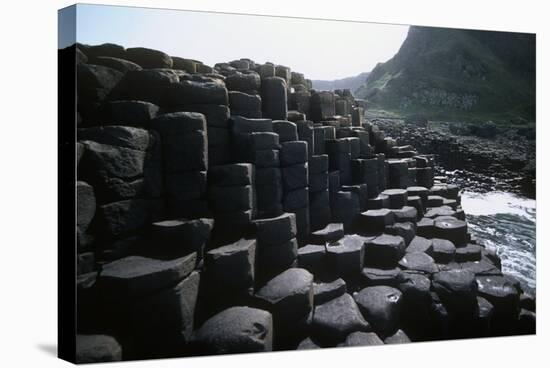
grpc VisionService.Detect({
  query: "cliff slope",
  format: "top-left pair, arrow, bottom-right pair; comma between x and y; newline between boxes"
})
356,26 -> 535,123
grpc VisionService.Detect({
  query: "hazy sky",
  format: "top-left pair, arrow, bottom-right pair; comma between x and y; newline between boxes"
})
69,4 -> 409,80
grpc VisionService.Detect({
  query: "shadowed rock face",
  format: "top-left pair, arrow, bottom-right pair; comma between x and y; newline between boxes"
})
68,42 -> 534,363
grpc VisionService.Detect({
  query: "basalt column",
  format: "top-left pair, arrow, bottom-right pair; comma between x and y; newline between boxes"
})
280,141 -> 310,242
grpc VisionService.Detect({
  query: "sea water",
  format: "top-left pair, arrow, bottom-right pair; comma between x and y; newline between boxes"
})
461,191 -> 536,293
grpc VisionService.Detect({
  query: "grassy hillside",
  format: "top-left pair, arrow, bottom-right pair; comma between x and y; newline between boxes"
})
356,26 -> 535,123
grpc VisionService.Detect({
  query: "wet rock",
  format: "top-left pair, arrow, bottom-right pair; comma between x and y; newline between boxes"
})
256,268 -> 314,323
98,253 -> 196,298
84,43 -> 126,59
208,185 -> 253,213
406,236 -> 433,254
280,141 -> 308,166
77,252 -> 95,275
313,278 -> 347,305
309,154 -> 329,174
361,267 -> 401,287
433,217 -> 468,246
516,309 -> 536,335
256,238 -> 298,285
151,112 -> 207,172
282,163 -> 308,190
460,258 -> 501,276
228,91 -> 262,118
385,222 -> 415,246
354,286 -> 402,337
427,195 -> 445,207
96,199 -> 153,239
431,238 -> 456,263
310,91 -> 336,122
359,209 -> 395,234
519,292 -> 536,312
91,56 -> 142,73
330,191 -> 361,229
275,65 -> 291,82
77,181 -> 96,233
171,57 -> 199,72
381,189 -> 408,209
78,63 -> 123,97
311,293 -> 371,345
387,160 -> 409,189
125,47 -> 173,69
309,223 -> 344,244
230,116 -> 273,135
309,190 -> 332,231
191,306 -> 273,354
416,217 -> 435,238
296,121 -> 315,156
205,239 -> 256,293
391,206 -> 418,223
250,133 -> 280,152
273,120 -> 298,142
296,337 -> 321,350
365,234 -> 406,268
130,271 -> 200,355
76,335 -> 122,363
398,252 -> 438,274
455,243 -> 483,262
225,71 -> 261,93
253,149 -> 280,168
425,206 -> 456,219
475,296 -> 494,336
476,276 -> 520,325
162,78 -> 228,106
150,218 -> 214,259
327,235 -> 365,275
396,271 -> 432,310
283,187 -> 309,211
207,163 -> 253,187
261,77 -> 287,120
407,196 -> 424,218
328,171 -> 340,192
341,184 -> 369,211
432,270 -> 478,316
407,186 -> 429,205
79,140 -> 148,202
112,69 -> 178,104
298,244 -> 326,275
384,329 -> 411,344
254,213 -> 297,246
367,194 -> 390,210
339,332 -> 384,347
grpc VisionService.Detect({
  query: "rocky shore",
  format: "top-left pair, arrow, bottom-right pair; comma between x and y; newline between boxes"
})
69,43 -> 536,363
370,118 -> 536,198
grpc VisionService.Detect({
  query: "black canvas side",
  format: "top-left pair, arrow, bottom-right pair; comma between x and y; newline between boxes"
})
58,4 -> 77,364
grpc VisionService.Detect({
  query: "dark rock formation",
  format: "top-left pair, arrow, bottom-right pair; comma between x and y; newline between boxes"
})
72,43 -> 534,361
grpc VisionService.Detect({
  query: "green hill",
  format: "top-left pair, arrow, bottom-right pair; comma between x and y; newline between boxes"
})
356,26 -> 535,123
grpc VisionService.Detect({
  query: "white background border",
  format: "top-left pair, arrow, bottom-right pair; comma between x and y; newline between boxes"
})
0,0 -> 545,366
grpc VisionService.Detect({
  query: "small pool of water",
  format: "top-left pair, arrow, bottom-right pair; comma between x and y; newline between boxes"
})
460,191 -> 536,293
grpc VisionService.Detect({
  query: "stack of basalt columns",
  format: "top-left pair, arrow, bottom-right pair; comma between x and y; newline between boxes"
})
71,43 -> 534,363
150,112 -> 209,219
280,139 -> 310,243
207,163 -> 255,244
326,137 -> 360,229
225,68 -> 262,118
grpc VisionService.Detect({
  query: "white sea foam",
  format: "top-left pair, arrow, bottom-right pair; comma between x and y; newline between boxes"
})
461,191 -> 536,292
461,191 -> 536,219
